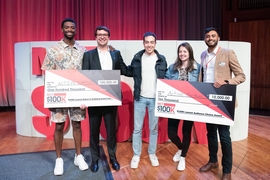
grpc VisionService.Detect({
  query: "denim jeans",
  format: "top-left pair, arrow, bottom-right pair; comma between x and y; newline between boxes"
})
132,96 -> 158,156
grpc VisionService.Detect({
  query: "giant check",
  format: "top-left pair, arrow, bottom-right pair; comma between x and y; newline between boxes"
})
44,70 -> 122,108
155,79 -> 236,126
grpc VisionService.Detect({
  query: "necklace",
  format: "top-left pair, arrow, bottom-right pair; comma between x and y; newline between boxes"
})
204,47 -> 220,69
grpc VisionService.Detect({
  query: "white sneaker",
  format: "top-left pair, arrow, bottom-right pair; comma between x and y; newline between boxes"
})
130,155 -> 140,169
177,156 -> 185,171
149,154 -> 159,167
54,158 -> 64,176
74,154 -> 89,171
173,150 -> 182,162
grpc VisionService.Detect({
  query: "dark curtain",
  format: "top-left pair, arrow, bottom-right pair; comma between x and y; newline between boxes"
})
0,0 -> 221,106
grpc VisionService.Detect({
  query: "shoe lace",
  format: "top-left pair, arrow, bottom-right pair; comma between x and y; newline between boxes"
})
56,158 -> 63,166
77,155 -> 85,163
150,155 -> 157,160
132,156 -> 139,162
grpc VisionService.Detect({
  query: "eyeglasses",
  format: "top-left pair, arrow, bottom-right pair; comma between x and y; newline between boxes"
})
96,34 -> 109,37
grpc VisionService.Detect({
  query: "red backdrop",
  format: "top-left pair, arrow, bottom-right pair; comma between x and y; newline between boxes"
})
0,0 -> 222,145
0,0 -> 222,106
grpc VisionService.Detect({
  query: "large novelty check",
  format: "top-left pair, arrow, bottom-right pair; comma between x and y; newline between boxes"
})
44,70 -> 121,108
155,79 -> 236,126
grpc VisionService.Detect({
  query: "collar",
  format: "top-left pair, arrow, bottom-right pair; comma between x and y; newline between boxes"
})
60,39 -> 78,49
97,47 -> 110,54
207,45 -> 220,55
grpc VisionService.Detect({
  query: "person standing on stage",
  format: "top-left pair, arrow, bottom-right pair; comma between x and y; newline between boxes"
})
165,42 -> 200,171
199,27 -> 245,180
129,32 -> 167,169
81,26 -> 132,172
41,18 -> 89,176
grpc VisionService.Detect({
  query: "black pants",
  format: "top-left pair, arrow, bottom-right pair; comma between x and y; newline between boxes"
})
88,106 -> 117,163
206,123 -> 232,174
167,118 -> 193,157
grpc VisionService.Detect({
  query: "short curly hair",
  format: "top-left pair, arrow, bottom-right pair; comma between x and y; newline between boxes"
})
61,18 -> 76,28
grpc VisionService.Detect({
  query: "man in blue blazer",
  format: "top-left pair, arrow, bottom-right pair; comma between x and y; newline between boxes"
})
82,26 -> 132,172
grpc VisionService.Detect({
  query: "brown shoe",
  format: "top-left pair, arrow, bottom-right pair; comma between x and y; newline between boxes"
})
222,173 -> 231,180
199,162 -> 219,172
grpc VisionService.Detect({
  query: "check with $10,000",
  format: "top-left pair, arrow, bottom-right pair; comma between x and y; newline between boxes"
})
155,79 -> 236,126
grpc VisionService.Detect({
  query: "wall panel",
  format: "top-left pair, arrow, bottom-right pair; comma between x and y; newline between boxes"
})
229,20 -> 270,109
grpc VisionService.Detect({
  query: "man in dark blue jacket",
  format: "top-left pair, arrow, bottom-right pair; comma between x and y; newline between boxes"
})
129,32 -> 167,169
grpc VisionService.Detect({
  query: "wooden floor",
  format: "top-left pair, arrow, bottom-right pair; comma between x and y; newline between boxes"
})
0,111 -> 270,180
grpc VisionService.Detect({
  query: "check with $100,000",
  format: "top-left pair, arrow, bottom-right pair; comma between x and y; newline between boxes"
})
155,79 -> 236,126
44,70 -> 122,108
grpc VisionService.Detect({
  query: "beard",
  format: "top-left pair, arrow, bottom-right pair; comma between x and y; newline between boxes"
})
205,40 -> 218,48
64,33 -> 74,40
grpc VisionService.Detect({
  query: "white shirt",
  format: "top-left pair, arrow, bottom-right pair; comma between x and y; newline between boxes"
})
98,48 -> 112,70
141,53 -> 157,98
202,45 -> 220,83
